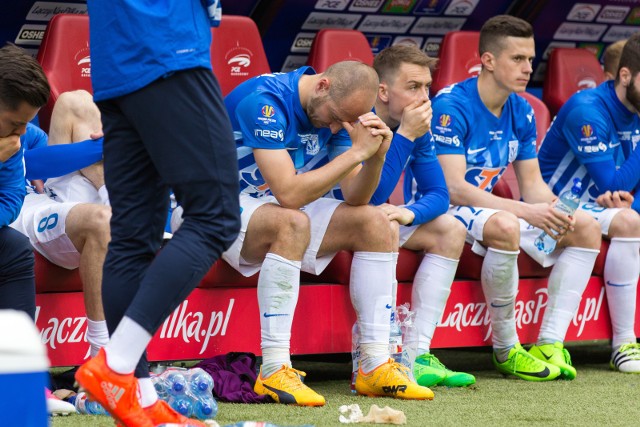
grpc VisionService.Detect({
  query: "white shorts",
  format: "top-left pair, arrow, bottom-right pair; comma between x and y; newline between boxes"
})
221,194 -> 343,277
448,205 -> 564,268
399,224 -> 419,247
576,202 -> 620,236
10,193 -> 80,269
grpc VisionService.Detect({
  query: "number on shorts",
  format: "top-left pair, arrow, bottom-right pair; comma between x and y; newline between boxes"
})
37,213 -> 59,232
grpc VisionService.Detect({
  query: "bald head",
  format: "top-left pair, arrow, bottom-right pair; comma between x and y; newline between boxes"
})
323,60 -> 379,105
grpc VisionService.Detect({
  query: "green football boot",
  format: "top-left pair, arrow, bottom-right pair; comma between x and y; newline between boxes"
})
414,353 -> 476,387
528,342 -> 577,380
493,343 -> 560,381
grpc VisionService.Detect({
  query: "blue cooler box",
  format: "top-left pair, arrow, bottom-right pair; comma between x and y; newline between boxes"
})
0,310 -> 49,427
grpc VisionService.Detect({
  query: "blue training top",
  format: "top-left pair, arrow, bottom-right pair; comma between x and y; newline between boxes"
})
0,124 -> 43,226
225,67 -> 342,198
538,80 -> 640,212
326,114 -> 449,226
431,77 -> 538,193
87,0 -> 213,101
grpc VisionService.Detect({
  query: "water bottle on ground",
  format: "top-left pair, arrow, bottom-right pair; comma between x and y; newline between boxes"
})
350,322 -> 360,394
152,367 -> 217,420
535,178 -> 582,254
389,309 -> 403,364
70,391 -> 109,415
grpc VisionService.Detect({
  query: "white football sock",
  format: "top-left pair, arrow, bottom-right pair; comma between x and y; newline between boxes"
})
538,247 -> 599,344
481,247 -> 520,357
407,254 -> 458,353
604,238 -> 640,349
86,318 -> 109,358
104,316 -> 152,374
138,377 -> 158,408
257,253 -> 300,378
350,251 -> 393,372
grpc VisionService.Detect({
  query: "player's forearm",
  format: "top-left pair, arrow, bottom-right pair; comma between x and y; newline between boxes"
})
449,180 -> 528,215
273,150 -> 365,208
341,156 -> 385,205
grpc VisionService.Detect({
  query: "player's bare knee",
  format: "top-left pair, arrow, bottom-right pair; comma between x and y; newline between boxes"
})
444,215 -> 467,254
484,211 -> 520,250
276,209 -> 310,242
609,209 -> 640,238
84,205 -> 111,245
573,212 -> 601,248
359,205 -> 394,247
388,219 -> 400,248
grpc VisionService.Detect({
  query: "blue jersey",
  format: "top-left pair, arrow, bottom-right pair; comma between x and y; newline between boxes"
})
324,116 -> 449,225
0,124 -> 43,226
538,80 -> 640,203
431,77 -> 538,193
225,67 -> 345,198
87,0 -> 213,101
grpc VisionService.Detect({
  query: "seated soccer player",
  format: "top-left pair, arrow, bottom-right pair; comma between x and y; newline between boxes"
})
12,90 -> 110,361
222,60 -> 434,404
432,15 -> 601,381
326,45 -> 474,387
538,32 -> 640,373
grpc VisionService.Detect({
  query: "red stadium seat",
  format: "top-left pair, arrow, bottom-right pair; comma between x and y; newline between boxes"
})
306,29 -> 373,72
210,15 -> 271,96
36,14 -> 92,133
543,48 -> 605,118
430,31 -> 481,95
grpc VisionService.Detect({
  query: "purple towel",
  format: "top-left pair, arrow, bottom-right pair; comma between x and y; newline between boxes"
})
195,352 -> 273,404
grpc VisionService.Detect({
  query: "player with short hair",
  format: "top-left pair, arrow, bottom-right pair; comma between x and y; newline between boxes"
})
538,32 -> 640,374
604,39 -> 627,81
12,90 -> 110,361
223,60 -> 434,404
432,15 -> 601,381
326,45 -> 474,387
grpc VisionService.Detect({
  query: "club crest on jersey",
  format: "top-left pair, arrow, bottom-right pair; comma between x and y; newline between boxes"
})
300,133 -> 320,155
258,105 -> 277,125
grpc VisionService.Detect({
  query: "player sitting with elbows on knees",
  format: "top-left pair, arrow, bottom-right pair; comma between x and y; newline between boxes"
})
432,15 -> 601,381
325,45 -> 473,388
538,32 -> 640,374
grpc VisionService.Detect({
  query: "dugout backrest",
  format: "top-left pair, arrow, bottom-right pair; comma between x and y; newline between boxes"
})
210,15 -> 271,96
430,31 -> 481,95
306,29 -> 374,72
543,48 -> 605,118
36,13 -> 92,133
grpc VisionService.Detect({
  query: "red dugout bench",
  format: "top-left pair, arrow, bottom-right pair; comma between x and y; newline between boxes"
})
33,15 -> 638,367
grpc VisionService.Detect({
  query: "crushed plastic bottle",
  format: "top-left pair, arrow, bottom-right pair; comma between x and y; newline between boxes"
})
69,391 -> 108,415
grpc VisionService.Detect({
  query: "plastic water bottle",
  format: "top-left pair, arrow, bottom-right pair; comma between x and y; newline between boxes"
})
70,391 -> 109,415
535,178 -> 582,254
350,322 -> 360,394
166,371 -> 187,395
389,309 -> 403,364
151,367 -> 218,420
194,397 -> 218,419
189,368 -> 218,419
189,369 -> 214,394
